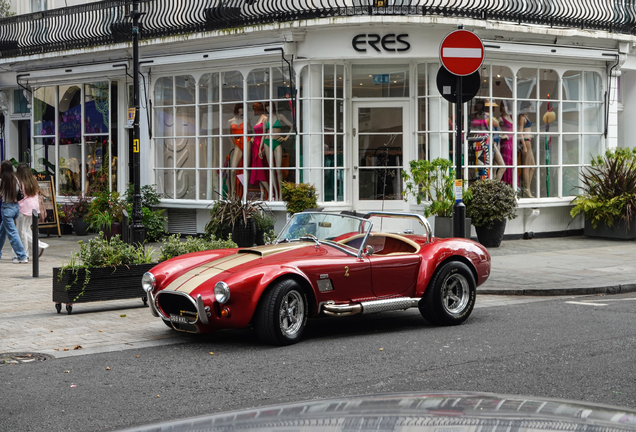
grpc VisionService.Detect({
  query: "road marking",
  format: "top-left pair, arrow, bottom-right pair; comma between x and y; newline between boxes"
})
565,301 -> 608,306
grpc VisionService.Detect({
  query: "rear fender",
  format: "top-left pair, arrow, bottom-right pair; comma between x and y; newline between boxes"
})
415,239 -> 490,297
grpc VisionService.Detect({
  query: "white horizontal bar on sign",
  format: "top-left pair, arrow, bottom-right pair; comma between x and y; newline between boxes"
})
442,48 -> 482,58
140,44 -> 284,67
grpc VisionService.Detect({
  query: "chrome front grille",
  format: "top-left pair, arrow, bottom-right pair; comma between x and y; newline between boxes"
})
156,291 -> 198,320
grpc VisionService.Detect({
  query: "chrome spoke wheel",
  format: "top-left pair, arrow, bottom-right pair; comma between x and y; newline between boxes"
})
441,273 -> 470,315
279,290 -> 305,337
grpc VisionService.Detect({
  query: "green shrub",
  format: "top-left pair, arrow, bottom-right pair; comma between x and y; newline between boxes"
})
73,233 -> 155,268
142,207 -> 168,242
402,158 -> 455,218
125,183 -> 162,208
253,209 -> 276,232
281,182 -> 318,215
570,148 -> 636,229
160,234 -> 238,261
465,179 -> 518,228
86,190 -> 125,229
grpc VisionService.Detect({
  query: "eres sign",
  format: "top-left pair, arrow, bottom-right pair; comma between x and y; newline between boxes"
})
352,34 -> 410,53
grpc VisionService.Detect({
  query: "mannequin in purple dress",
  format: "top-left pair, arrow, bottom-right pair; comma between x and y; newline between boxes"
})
497,100 -> 514,185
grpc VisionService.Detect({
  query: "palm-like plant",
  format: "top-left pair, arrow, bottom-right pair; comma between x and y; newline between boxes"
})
204,193 -> 266,240
570,148 -> 636,229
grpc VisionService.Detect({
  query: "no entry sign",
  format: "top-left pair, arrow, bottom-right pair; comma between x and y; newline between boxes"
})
440,29 -> 484,76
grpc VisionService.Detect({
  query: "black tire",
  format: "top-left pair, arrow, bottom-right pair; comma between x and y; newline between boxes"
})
255,279 -> 308,346
55,303 -> 62,314
66,304 -> 73,315
419,261 -> 476,326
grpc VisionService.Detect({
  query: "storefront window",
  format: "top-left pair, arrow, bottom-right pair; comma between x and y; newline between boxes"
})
154,75 -> 196,200
352,64 -> 409,98
415,64 -> 603,201
299,64 -> 345,203
33,81 -> 115,197
33,86 -> 56,178
155,67 -> 297,202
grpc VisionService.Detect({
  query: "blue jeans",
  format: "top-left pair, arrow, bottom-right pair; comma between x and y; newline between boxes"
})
0,202 -> 27,260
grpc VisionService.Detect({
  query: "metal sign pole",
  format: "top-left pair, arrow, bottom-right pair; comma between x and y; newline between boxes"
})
130,0 -> 146,245
453,75 -> 466,238
32,209 -> 39,277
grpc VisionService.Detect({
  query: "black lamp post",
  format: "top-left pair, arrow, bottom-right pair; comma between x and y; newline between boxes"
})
130,0 -> 145,245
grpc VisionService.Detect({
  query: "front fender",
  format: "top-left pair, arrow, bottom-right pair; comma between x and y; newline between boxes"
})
217,266 -> 314,328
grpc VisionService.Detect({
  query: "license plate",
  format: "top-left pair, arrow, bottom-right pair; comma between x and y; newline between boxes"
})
169,314 -> 193,324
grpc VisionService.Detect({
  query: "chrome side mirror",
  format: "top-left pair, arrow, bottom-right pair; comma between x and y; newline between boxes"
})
364,245 -> 374,256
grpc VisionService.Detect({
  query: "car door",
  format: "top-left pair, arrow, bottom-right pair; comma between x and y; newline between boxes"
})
369,253 -> 420,297
298,246 -> 372,303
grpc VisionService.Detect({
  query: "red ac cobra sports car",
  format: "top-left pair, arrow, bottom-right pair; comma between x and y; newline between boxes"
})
142,211 -> 491,345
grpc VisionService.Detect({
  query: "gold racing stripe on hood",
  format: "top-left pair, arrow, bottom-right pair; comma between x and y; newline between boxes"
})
246,243 -> 309,256
166,253 -> 261,294
164,244 -> 309,294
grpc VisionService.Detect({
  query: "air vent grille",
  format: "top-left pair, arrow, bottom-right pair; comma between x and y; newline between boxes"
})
167,209 -> 198,235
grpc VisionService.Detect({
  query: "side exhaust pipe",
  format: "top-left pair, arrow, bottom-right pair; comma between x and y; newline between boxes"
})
322,297 -> 420,317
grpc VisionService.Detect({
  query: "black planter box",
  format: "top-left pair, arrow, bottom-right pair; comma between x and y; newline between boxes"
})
434,216 -> 472,239
53,264 -> 156,309
584,218 -> 636,240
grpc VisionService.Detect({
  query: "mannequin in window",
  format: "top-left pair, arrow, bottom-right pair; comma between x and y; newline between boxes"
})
497,100 -> 514,185
518,102 -> 536,198
66,157 -> 81,193
470,99 -> 501,180
250,102 -> 268,200
228,103 -> 250,197
264,101 -> 294,201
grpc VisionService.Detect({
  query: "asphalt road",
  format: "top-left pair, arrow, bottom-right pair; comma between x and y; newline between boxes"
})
1,293 -> 635,432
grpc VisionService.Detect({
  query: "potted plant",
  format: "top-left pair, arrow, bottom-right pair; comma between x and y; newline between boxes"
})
85,190 -> 125,239
53,233 -> 156,314
402,158 -> 470,238
252,209 -> 276,246
570,148 -> 636,239
465,179 -> 518,247
204,194 -> 266,247
281,182 -> 318,215
66,194 -> 91,236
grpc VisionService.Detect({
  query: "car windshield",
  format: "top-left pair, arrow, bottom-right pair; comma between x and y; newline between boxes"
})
276,212 -> 371,247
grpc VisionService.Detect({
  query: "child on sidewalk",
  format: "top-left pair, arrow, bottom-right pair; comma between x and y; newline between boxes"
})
15,163 -> 49,258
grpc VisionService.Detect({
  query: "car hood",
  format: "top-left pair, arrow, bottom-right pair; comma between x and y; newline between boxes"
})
153,242 -> 313,294
118,391 -> 636,431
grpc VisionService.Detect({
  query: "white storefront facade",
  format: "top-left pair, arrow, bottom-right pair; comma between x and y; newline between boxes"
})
0,3 -> 633,237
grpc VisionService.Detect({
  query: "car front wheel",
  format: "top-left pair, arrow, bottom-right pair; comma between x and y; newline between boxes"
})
419,261 -> 476,326
255,279 -> 308,346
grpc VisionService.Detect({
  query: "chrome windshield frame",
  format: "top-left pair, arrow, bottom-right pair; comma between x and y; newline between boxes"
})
275,212 -> 373,259
363,211 -> 432,244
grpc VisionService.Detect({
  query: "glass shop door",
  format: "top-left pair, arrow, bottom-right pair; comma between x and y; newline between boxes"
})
352,101 -> 409,213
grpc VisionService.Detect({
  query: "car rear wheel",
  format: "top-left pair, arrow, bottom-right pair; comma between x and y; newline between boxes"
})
419,261 -> 476,326
255,279 -> 308,346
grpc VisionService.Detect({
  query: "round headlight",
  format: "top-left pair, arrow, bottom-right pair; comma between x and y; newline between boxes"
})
214,281 -> 230,304
141,272 -> 155,293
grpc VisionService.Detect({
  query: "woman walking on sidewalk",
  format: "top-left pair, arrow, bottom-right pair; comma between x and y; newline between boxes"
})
0,160 -> 28,263
15,163 -> 48,258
